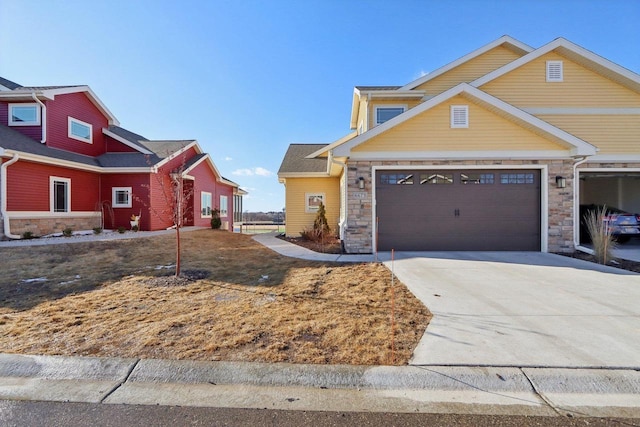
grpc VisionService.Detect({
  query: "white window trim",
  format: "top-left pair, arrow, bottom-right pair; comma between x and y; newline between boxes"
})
546,60 -> 563,82
305,192 -> 325,213
8,103 -> 41,126
201,191 -> 212,218
112,187 -> 132,208
374,104 -> 407,126
219,195 -> 228,217
50,176 -> 71,213
68,116 -> 93,143
450,105 -> 469,128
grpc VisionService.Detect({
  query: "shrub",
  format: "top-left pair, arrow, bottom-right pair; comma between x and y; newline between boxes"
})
584,205 -> 616,264
210,209 -> 222,229
93,227 -> 103,235
301,202 -> 332,243
62,227 -> 73,237
117,226 -> 126,234
132,225 -> 139,232
22,231 -> 36,240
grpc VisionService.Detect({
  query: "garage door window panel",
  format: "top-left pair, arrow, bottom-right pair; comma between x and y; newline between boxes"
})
380,173 -> 414,185
500,173 -> 534,184
461,173 -> 494,185
420,173 -> 453,185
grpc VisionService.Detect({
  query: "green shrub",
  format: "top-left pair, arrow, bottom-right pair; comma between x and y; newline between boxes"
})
93,227 -> 103,235
301,202 -> 332,243
584,205 -> 616,264
132,225 -> 139,232
117,226 -> 126,234
62,227 -> 73,237
210,209 -> 222,229
22,231 -> 36,240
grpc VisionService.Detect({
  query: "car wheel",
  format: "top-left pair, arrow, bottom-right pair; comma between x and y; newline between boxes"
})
614,236 -> 630,244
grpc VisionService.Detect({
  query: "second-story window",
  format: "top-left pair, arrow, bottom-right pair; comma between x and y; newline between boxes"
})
68,117 -> 93,143
9,103 -> 40,126
375,106 -> 406,125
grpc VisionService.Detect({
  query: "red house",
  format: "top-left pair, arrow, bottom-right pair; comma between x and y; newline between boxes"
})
0,76 -> 245,239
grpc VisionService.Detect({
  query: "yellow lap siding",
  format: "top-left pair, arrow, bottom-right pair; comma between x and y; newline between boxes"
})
354,95 -> 566,152
481,52 -> 640,108
284,177 -> 340,237
416,46 -> 525,95
537,114 -> 640,154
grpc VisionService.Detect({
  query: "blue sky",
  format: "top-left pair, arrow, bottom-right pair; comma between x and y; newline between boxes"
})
1,0 -> 639,212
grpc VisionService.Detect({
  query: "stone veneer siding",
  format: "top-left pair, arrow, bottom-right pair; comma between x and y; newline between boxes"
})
343,159 -> 576,254
8,215 -> 102,238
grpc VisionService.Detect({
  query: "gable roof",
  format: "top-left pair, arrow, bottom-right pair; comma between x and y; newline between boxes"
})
0,82 -> 119,126
278,144 -> 330,180
472,37 -> 640,92
333,83 -> 597,158
0,77 -> 21,90
103,126 -> 154,154
400,35 -> 534,91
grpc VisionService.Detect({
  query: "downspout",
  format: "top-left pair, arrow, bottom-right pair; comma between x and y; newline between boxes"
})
329,149 -> 348,241
31,93 -> 46,144
1,153 -> 21,239
572,156 -> 589,249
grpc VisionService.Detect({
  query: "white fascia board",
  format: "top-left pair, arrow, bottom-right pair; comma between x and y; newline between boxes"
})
42,86 -> 120,126
278,172 -> 329,179
357,89 -> 426,98
585,154 -> 640,162
349,150 -> 574,161
334,83 -> 596,157
4,149 -> 154,174
100,167 -> 155,173
473,37 -> 640,90
102,128 -> 153,154
0,91 -> 54,101
306,132 -> 357,159
400,35 -> 534,91
153,141 -> 199,169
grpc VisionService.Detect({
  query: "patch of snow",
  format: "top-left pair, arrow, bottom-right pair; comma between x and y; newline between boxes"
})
21,277 -> 48,283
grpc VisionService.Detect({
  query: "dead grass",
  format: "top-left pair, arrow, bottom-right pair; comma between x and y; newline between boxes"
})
0,230 -> 430,365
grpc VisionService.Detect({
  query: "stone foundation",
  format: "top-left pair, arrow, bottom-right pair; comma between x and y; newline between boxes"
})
343,159 -> 576,254
7,215 -> 102,238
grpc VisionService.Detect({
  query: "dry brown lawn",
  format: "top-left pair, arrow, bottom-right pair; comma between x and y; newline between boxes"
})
0,230 -> 430,365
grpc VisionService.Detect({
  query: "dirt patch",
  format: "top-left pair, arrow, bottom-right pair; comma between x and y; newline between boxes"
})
277,234 -> 342,254
0,230 -> 430,365
558,251 -> 640,273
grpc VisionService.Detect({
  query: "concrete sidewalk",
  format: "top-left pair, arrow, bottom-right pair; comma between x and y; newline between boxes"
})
252,232 -> 375,262
0,353 -> 638,418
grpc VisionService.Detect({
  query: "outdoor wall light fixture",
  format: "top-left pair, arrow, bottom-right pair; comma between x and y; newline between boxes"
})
556,176 -> 566,189
358,177 -> 365,190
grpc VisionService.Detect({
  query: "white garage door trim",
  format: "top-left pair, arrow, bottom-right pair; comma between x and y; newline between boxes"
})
372,164 -> 549,253
575,167 -> 640,250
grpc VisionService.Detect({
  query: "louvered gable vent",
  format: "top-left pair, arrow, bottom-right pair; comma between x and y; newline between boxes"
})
450,105 -> 468,128
546,60 -> 563,82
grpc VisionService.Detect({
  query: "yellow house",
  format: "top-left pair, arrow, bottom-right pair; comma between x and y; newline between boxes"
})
278,36 -> 640,254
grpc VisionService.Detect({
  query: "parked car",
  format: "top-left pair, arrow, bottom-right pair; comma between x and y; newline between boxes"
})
580,204 -> 640,244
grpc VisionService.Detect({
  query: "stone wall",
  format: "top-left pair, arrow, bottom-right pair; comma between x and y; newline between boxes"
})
8,215 -> 102,238
343,159 -> 576,254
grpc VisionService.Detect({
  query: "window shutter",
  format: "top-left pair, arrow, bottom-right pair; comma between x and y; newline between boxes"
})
546,61 -> 563,82
450,105 -> 468,128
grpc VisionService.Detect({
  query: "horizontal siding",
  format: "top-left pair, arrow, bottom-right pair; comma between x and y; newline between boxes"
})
6,160 -> 100,211
46,92 -> 109,156
105,135 -> 139,153
100,173 -> 150,230
537,114 -> 640,154
481,52 -> 640,108
355,95 -> 565,152
416,46 -> 525,95
285,177 -> 340,237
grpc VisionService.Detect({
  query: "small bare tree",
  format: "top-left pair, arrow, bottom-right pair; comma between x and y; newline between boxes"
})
137,153 -> 193,277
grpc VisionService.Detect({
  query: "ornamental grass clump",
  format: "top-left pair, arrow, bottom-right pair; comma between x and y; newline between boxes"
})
584,205 -> 616,265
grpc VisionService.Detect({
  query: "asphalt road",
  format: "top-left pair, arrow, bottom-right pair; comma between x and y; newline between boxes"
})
0,400 -> 637,427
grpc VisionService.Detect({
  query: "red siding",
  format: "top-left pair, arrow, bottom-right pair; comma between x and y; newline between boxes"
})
45,93 -> 109,157
6,160 -> 100,211
0,101 -> 44,141
189,158 -> 235,230
100,174 -> 151,230
105,135 -> 139,153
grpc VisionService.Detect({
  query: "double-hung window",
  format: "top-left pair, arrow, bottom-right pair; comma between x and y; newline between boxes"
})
50,177 -> 71,213
9,103 -> 40,126
68,117 -> 93,143
201,192 -> 212,217
112,187 -> 132,208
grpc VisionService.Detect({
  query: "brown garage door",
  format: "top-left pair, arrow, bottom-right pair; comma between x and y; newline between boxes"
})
376,169 -> 541,251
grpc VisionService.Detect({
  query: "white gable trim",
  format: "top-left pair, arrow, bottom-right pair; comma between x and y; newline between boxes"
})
333,83 -> 596,157
472,37 -> 640,90
182,153 -> 238,188
400,35 -> 533,91
102,128 -> 153,154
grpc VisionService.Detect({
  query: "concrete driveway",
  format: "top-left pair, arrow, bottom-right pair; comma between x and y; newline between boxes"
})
382,252 -> 640,368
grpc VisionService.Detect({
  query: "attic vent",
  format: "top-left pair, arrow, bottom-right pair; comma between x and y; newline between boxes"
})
546,61 -> 563,82
450,105 -> 469,128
